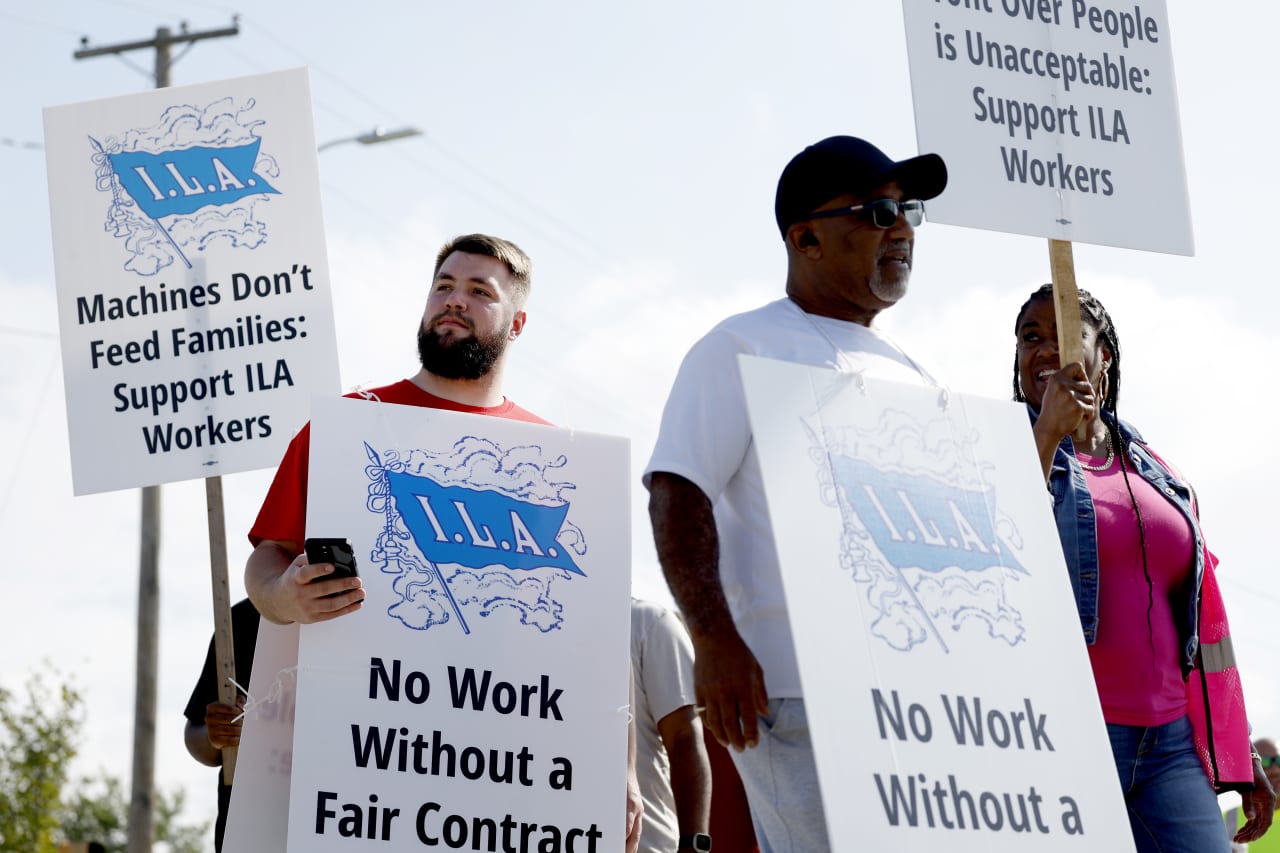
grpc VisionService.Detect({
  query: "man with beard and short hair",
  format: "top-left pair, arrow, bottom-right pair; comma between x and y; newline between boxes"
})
245,233 -> 548,627
644,136 -> 947,851
244,233 -> 646,852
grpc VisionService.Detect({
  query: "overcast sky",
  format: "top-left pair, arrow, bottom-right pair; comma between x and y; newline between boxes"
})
3,1 -> 1278,844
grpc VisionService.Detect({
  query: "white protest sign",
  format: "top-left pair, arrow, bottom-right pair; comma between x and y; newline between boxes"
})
223,621 -> 299,852
43,67 -> 339,494
902,0 -> 1191,255
284,397 -> 631,851
740,355 -> 1134,851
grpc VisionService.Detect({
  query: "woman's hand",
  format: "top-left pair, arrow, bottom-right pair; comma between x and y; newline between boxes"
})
1236,758 -> 1277,843
1031,362 -> 1098,481
1035,362 -> 1096,440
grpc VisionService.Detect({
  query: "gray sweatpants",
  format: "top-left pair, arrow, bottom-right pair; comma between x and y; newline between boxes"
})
729,698 -> 831,852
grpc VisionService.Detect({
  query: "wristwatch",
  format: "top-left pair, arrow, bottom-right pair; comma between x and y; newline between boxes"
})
678,833 -> 712,851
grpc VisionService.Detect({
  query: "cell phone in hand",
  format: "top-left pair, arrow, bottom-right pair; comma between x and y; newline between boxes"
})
303,537 -> 359,582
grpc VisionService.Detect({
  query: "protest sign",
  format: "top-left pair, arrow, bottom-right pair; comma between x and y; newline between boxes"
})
902,0 -> 1191,254
741,355 -> 1134,851
223,621 -> 299,852
260,397 -> 633,851
43,67 -> 339,494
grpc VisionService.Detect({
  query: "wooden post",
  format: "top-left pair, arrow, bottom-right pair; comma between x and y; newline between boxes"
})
206,475 -> 238,783
128,485 -> 159,853
1047,239 -> 1090,441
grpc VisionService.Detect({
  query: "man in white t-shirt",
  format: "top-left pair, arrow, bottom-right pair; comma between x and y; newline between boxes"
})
643,135 -> 947,852
631,598 -> 712,853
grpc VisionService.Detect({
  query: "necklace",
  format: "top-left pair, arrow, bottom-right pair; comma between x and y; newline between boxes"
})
1074,431 -> 1114,472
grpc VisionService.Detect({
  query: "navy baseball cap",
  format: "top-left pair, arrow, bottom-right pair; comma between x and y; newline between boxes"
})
774,136 -> 948,236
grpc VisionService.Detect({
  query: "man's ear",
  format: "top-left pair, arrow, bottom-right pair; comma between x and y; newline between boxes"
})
509,310 -> 527,341
786,222 -> 821,256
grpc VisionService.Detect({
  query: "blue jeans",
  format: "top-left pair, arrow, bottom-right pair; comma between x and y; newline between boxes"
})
1107,715 -> 1231,853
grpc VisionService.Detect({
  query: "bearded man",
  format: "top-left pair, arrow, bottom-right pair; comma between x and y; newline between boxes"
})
241,232 -> 646,851
245,233 -> 547,626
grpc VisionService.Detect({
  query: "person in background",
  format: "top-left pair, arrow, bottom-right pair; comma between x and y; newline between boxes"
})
1256,739 -> 1280,800
183,597 -> 260,853
245,233 -> 546,625
631,597 -> 712,852
1011,282 -> 1275,852
628,669 -> 644,853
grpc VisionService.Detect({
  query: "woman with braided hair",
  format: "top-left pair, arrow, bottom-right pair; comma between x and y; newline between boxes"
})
1012,283 -> 1275,852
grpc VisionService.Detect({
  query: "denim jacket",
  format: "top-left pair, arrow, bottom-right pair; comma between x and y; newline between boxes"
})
1036,408 -> 1204,675
1033,406 -> 1255,789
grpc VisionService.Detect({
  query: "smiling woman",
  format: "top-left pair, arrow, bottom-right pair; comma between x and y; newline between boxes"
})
1010,283 -> 1276,853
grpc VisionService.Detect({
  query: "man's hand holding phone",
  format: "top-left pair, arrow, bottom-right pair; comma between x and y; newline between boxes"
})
305,538 -> 359,583
246,537 -> 365,625
294,537 -> 364,622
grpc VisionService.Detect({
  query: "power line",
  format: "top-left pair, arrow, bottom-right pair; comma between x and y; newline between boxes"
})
421,137 -> 614,268
0,352 -> 58,525
94,0 -> 191,24
0,10 -> 83,37
224,14 -> 621,273
0,138 -> 44,151
0,325 -> 57,340
234,14 -> 403,120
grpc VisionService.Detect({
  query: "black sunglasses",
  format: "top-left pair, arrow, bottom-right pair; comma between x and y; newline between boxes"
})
806,198 -> 926,229
1261,755 -> 1280,770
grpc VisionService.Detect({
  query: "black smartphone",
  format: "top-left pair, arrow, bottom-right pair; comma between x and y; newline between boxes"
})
303,537 -> 359,582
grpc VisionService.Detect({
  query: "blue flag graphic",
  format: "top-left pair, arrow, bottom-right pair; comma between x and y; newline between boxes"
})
386,471 -> 584,576
107,139 -> 279,219
832,455 -> 1027,575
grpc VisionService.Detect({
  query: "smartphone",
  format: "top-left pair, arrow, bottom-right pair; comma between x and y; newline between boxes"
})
303,537 -> 359,582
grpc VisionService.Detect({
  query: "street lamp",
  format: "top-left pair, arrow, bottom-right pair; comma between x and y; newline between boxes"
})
317,125 -> 424,152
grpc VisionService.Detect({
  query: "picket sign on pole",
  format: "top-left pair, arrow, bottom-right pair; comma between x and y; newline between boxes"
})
901,0 -> 1192,419
44,67 -> 342,788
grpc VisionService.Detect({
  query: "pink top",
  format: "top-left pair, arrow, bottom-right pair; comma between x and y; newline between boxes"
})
1081,448 -> 1196,726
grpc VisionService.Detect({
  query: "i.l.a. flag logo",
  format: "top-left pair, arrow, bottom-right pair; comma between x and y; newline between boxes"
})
386,472 -> 584,576
90,95 -> 281,276
106,140 -> 277,219
363,437 -> 588,636
831,456 -> 1026,576
814,410 -> 1029,655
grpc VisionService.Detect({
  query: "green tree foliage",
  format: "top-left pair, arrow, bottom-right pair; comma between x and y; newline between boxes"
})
60,773 -> 208,853
58,774 -> 126,853
0,667 -> 209,853
0,667 -> 82,853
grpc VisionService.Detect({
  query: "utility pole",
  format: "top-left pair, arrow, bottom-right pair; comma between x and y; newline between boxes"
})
73,22 -> 238,853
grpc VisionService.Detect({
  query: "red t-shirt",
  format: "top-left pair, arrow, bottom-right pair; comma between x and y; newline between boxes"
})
248,379 -> 550,552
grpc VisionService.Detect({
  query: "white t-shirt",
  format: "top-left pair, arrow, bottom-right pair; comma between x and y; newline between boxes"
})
644,297 -> 934,696
631,597 -> 698,853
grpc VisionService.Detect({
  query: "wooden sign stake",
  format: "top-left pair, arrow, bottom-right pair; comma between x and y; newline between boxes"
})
1047,239 -> 1091,442
205,475 -> 238,784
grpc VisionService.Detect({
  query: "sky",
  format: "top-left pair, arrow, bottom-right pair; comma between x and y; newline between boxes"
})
3,0 -> 1279,846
